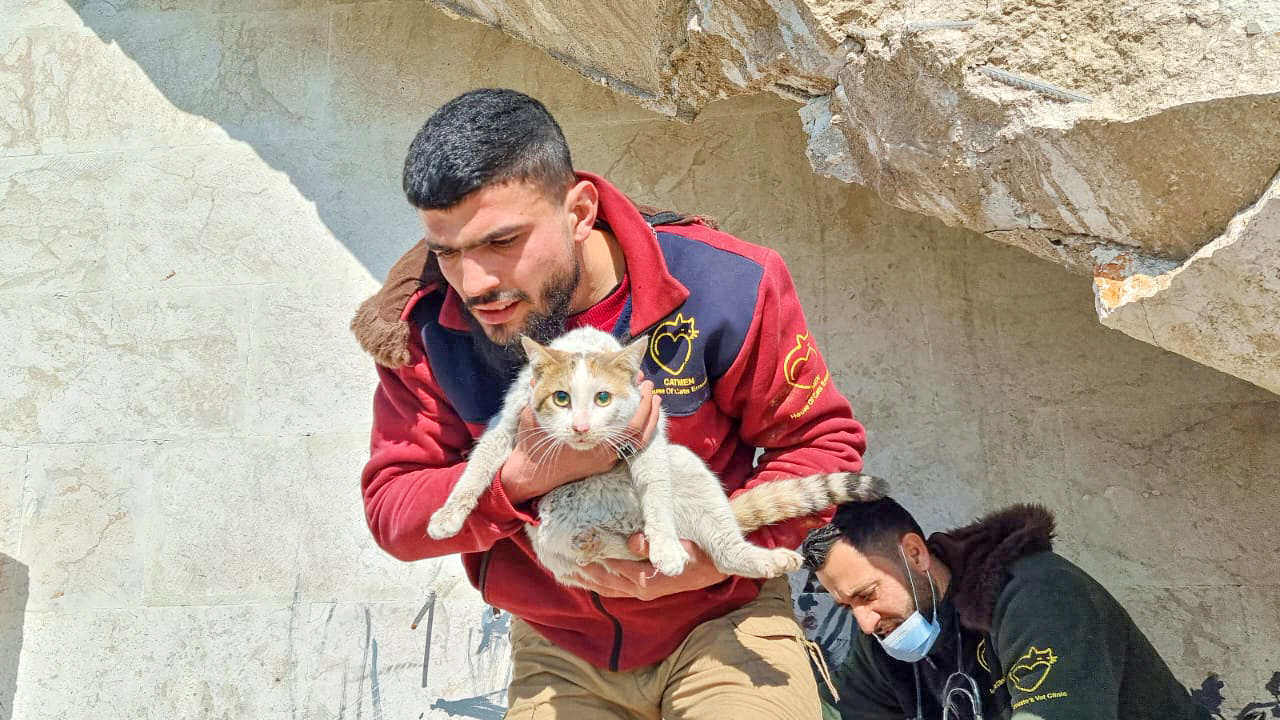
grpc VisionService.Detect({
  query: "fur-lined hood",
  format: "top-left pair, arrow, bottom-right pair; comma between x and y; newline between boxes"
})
350,238 -> 439,369
927,504 -> 1056,633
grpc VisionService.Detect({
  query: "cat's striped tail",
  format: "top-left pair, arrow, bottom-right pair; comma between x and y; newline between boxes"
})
730,473 -> 889,534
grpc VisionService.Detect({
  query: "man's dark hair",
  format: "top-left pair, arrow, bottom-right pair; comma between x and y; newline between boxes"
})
801,497 -> 926,571
403,88 -> 575,209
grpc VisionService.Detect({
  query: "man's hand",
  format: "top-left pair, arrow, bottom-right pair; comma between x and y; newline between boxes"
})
576,533 -> 730,601
500,379 -> 661,505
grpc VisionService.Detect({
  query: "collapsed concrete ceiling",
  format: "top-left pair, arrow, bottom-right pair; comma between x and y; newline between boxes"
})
432,0 -> 1280,395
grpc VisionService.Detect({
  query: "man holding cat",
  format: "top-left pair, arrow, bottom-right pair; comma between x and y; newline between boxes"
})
353,88 -> 867,718
801,498 -> 1212,719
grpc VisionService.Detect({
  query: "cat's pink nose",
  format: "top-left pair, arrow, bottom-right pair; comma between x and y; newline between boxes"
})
573,420 -> 590,434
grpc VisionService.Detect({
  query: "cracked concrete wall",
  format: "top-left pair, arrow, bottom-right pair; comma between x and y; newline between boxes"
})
1,1 -> 1278,718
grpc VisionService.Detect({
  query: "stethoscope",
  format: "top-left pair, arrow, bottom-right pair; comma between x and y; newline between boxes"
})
940,621 -> 984,720
908,622 -> 985,720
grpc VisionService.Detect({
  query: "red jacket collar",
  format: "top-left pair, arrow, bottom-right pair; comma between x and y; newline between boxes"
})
417,172 -> 690,336
582,171 -> 689,336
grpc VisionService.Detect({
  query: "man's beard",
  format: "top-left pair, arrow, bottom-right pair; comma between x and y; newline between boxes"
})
465,260 -> 580,380
906,566 -> 938,617
878,567 -> 938,637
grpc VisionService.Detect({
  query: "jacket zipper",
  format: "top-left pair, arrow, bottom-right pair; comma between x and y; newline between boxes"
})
590,592 -> 624,671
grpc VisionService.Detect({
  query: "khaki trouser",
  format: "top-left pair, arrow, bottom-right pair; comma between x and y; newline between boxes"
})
505,577 -> 825,720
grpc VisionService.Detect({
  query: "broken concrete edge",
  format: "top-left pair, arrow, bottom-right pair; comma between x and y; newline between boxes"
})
1094,165 -> 1280,313
798,83 -> 1280,264
804,77 -> 1280,254
428,0 -> 684,117
428,0 -> 852,121
1092,166 -> 1280,396
978,228 -> 1177,278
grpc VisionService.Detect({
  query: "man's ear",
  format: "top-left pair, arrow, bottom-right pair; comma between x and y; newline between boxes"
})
900,533 -> 932,574
564,179 -> 599,245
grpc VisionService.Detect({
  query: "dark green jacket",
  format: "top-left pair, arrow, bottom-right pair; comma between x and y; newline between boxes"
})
826,505 -> 1212,720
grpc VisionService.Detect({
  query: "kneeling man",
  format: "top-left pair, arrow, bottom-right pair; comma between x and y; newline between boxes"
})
801,498 -> 1210,720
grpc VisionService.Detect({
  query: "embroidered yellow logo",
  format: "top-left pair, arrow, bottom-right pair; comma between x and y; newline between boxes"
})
649,312 -> 699,376
783,333 -> 820,389
976,638 -> 991,673
1009,646 -> 1058,693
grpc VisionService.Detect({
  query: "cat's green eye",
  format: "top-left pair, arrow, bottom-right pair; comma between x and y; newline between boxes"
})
594,391 -> 612,406
551,391 -> 571,407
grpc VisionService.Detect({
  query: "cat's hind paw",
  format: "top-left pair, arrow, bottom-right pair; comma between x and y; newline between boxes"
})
571,528 -> 604,565
648,539 -> 690,577
427,506 -> 467,540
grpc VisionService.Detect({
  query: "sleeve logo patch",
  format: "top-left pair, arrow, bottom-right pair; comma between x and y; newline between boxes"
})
783,333 -> 831,420
1009,646 -> 1058,693
649,312 -> 699,376
784,333 -> 820,389
976,638 -> 992,673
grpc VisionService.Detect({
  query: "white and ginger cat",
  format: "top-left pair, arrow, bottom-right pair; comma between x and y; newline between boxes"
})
427,326 -> 887,589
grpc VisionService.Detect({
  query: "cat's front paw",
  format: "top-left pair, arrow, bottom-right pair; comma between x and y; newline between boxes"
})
427,505 -> 466,540
647,539 -> 690,577
764,548 -> 804,577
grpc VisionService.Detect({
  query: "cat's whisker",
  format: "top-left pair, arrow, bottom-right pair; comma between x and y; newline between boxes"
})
601,436 -> 636,469
603,427 -> 636,443
525,437 -> 559,472
530,445 -> 567,482
526,427 -> 562,452
525,433 -> 559,458
515,428 -> 549,446
602,428 -> 640,452
526,436 -> 570,479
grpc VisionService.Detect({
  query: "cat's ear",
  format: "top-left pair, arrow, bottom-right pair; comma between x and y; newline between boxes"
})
614,336 -> 649,375
521,336 -> 552,377
520,335 -> 546,359
521,336 -> 570,379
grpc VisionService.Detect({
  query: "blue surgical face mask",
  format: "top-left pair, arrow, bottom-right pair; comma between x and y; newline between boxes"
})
876,545 -> 941,663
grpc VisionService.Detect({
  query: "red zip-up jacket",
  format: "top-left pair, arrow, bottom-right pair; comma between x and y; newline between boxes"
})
360,172 -> 866,671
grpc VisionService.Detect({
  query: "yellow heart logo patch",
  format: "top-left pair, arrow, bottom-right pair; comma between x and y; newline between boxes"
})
649,312 -> 699,376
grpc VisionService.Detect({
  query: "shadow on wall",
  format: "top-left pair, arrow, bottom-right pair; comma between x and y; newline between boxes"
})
0,555 -> 29,720
64,3 -> 437,281
1190,673 -> 1280,720
62,2 -> 655,282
